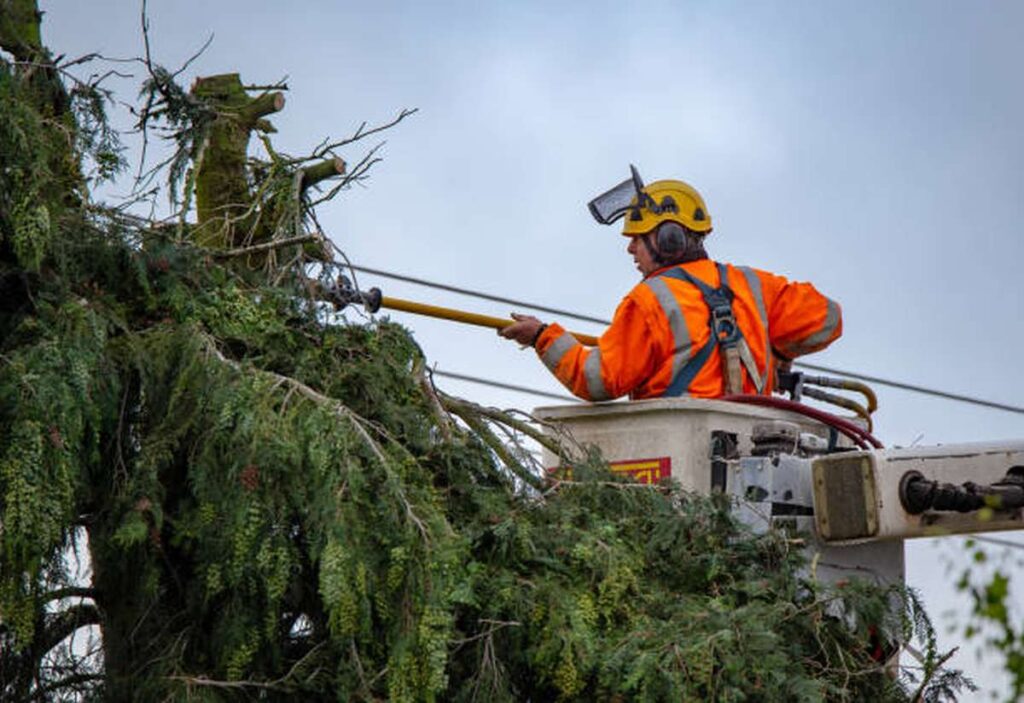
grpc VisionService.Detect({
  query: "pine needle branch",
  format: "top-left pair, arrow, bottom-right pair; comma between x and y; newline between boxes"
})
444,396 -> 546,492
197,332 -> 390,465
195,330 -> 434,542
439,393 -> 565,460
911,646 -> 959,702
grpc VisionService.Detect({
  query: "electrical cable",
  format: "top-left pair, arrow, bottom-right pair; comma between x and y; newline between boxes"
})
793,361 -> 1024,415
352,262 -> 1024,416
971,534 -> 1024,551
346,264 -> 609,325
432,369 -> 577,403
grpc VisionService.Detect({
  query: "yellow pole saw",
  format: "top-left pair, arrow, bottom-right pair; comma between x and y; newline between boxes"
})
325,276 -> 599,346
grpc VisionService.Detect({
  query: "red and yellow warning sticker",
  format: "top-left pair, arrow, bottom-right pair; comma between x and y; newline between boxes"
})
547,457 -> 672,485
608,457 -> 671,485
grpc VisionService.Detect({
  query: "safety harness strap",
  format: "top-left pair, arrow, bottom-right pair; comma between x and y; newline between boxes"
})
737,338 -> 765,393
656,263 -> 764,396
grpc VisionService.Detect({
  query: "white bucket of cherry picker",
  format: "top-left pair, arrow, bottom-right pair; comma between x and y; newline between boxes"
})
534,397 -> 905,592
536,397 -> 840,492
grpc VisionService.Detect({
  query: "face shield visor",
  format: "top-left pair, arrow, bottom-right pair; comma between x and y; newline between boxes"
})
587,164 -> 648,225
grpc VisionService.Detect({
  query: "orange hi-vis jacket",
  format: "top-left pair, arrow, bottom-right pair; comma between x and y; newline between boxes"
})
534,259 -> 842,401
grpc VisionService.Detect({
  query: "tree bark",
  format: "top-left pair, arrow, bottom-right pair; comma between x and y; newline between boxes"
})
0,0 -> 43,61
0,0 -> 68,117
0,0 -> 77,218
191,73 -> 284,249
301,157 -> 346,191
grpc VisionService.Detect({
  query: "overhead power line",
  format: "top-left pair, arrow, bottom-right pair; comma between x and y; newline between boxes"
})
353,262 -> 1024,416
971,534 -> 1024,552
432,369 -> 577,403
345,264 -> 609,325
794,362 -> 1024,415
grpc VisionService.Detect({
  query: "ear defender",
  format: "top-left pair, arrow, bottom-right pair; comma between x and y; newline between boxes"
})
655,222 -> 687,260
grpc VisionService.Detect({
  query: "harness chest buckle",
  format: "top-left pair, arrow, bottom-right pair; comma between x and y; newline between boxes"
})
710,304 -> 740,347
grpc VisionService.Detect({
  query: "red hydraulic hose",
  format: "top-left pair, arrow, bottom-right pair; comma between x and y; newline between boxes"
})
720,394 -> 884,449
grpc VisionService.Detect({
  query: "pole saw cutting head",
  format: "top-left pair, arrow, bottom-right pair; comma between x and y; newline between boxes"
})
326,275 -> 382,313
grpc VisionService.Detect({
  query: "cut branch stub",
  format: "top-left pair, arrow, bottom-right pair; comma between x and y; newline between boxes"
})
244,90 -> 286,120
301,157 -> 346,192
191,73 -> 284,249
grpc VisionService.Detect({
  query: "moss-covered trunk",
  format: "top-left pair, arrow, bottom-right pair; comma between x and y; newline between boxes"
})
0,0 -> 80,262
0,0 -> 43,61
191,73 -> 284,249
87,521 -> 163,701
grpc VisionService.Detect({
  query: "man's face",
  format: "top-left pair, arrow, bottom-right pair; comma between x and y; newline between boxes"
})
627,233 -> 659,277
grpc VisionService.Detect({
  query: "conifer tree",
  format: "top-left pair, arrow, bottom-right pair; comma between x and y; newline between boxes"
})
0,3 -> 969,700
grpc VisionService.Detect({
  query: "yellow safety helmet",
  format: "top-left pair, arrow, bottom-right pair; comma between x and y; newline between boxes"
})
621,179 -> 712,236
587,165 -> 712,236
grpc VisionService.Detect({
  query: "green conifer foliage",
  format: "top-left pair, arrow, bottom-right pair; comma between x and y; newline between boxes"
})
0,5 -> 969,701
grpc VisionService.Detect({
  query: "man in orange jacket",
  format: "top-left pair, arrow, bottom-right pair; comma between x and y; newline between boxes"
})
499,166 -> 841,401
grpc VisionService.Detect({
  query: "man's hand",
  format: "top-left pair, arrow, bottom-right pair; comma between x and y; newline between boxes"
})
499,313 -> 546,347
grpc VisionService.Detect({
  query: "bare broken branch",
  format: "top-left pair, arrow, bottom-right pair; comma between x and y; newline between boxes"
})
313,108 -> 417,158
211,233 -> 322,259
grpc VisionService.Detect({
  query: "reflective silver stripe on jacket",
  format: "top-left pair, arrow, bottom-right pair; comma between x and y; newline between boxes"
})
541,331 -> 577,373
780,298 -> 841,356
737,266 -> 767,328
644,277 -> 693,381
583,348 -> 611,401
737,265 -> 769,389
801,299 -> 841,350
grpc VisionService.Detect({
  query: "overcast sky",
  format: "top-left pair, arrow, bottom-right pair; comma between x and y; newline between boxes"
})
43,1 -> 1024,694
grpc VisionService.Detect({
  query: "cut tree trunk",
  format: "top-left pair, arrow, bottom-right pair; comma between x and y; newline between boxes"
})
190,73 -> 284,249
